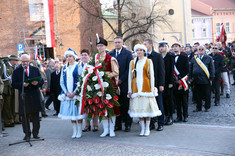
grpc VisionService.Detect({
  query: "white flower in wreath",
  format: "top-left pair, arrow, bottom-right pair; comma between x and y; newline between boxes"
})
87,85 -> 92,91
81,72 -> 85,77
103,82 -> 109,88
92,76 -> 98,81
88,68 -> 93,74
76,82 -> 80,87
97,91 -> 102,97
106,94 -> 112,100
94,84 -> 101,90
86,94 -> 91,98
98,71 -> 104,77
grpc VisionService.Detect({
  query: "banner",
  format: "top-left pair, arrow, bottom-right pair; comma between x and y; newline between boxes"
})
43,0 -> 55,47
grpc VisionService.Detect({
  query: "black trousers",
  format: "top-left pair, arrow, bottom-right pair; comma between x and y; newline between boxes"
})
194,84 -> 211,110
150,92 -> 165,127
163,87 -> 174,117
115,92 -> 132,128
52,94 -> 60,114
22,112 -> 40,137
212,76 -> 221,104
175,93 -> 188,119
45,92 -> 53,108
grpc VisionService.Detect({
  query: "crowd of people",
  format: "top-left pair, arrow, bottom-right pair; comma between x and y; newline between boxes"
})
0,37 -> 235,141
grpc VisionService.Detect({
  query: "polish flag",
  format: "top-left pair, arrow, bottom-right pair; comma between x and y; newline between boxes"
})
216,23 -> 227,48
44,0 -> 55,47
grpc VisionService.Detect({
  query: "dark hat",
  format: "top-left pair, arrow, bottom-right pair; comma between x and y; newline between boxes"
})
8,55 -> 19,61
158,41 -> 168,47
185,43 -> 191,47
96,37 -> 108,46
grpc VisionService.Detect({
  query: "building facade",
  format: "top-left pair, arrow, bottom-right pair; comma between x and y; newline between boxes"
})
0,0 -> 103,58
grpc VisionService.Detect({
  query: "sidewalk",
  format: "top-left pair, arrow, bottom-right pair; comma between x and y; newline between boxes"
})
1,117 -> 235,156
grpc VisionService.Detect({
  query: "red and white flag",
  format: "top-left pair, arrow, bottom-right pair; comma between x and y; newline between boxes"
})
216,23 -> 227,48
44,0 -> 55,47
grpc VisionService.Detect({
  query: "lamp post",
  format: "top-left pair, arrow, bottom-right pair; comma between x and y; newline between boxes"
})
59,42 -> 64,60
89,38 -> 93,52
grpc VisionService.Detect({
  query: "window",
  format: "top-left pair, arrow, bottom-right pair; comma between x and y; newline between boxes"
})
216,23 -> 221,33
226,22 -> 230,32
192,29 -> 195,38
202,28 -> 206,37
203,19 -> 205,23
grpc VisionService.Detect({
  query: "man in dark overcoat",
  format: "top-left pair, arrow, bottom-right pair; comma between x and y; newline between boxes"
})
109,36 -> 133,132
12,54 -> 44,141
143,39 -> 165,131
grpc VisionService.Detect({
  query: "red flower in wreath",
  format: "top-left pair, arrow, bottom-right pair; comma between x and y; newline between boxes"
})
99,111 -> 103,117
113,95 -> 119,101
83,101 -> 87,106
103,99 -> 109,104
107,102 -> 114,108
92,105 -> 97,111
97,103 -> 104,108
103,109 -> 107,114
91,113 -> 95,118
93,97 -> 100,104
87,98 -> 93,105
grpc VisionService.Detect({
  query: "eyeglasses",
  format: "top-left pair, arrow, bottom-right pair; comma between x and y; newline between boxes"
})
198,49 -> 204,51
212,47 -> 218,49
21,61 -> 29,63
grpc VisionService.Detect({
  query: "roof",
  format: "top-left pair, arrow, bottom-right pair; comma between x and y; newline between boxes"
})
198,0 -> 235,10
191,9 -> 209,17
191,0 -> 235,13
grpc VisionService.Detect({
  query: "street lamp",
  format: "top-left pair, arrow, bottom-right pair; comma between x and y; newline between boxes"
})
89,38 -> 93,51
59,42 -> 64,60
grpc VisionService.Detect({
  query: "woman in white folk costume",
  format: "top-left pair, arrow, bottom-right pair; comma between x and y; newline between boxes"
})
58,48 -> 86,138
128,44 -> 162,136
96,37 -> 120,137
78,49 -> 99,132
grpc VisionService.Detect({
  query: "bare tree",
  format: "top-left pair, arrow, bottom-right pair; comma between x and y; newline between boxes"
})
74,0 -> 172,42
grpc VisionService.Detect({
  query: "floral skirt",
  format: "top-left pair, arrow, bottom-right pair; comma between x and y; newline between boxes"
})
58,99 -> 86,120
129,96 -> 162,118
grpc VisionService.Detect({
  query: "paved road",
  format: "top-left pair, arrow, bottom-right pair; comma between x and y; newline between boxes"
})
1,80 -> 235,156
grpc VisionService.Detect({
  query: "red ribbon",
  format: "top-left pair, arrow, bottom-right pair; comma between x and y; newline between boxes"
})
80,54 -> 103,115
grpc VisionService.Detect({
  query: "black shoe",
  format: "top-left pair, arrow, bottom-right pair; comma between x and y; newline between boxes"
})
150,124 -> 155,130
193,108 -> 202,112
42,114 -> 48,117
215,101 -> 220,106
92,126 -> 98,132
226,94 -> 230,98
156,125 -> 163,131
205,109 -> 209,112
53,113 -> 58,116
82,126 -> 91,132
166,117 -> 173,125
33,135 -> 40,139
114,126 -> 122,131
183,117 -> 188,122
124,126 -> 131,132
174,117 -> 182,122
23,136 -> 30,141
45,105 -> 50,110
4,123 -> 14,127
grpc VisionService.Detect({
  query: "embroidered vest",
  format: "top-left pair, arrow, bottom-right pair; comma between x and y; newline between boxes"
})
103,53 -> 118,89
131,59 -> 151,93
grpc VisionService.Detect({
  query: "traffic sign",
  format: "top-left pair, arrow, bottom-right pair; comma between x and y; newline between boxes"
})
17,43 -> 24,52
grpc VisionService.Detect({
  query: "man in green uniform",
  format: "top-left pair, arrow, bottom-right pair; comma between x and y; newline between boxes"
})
1,55 -> 18,127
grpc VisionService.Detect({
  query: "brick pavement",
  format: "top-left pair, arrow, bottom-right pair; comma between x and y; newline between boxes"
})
1,78 -> 235,156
